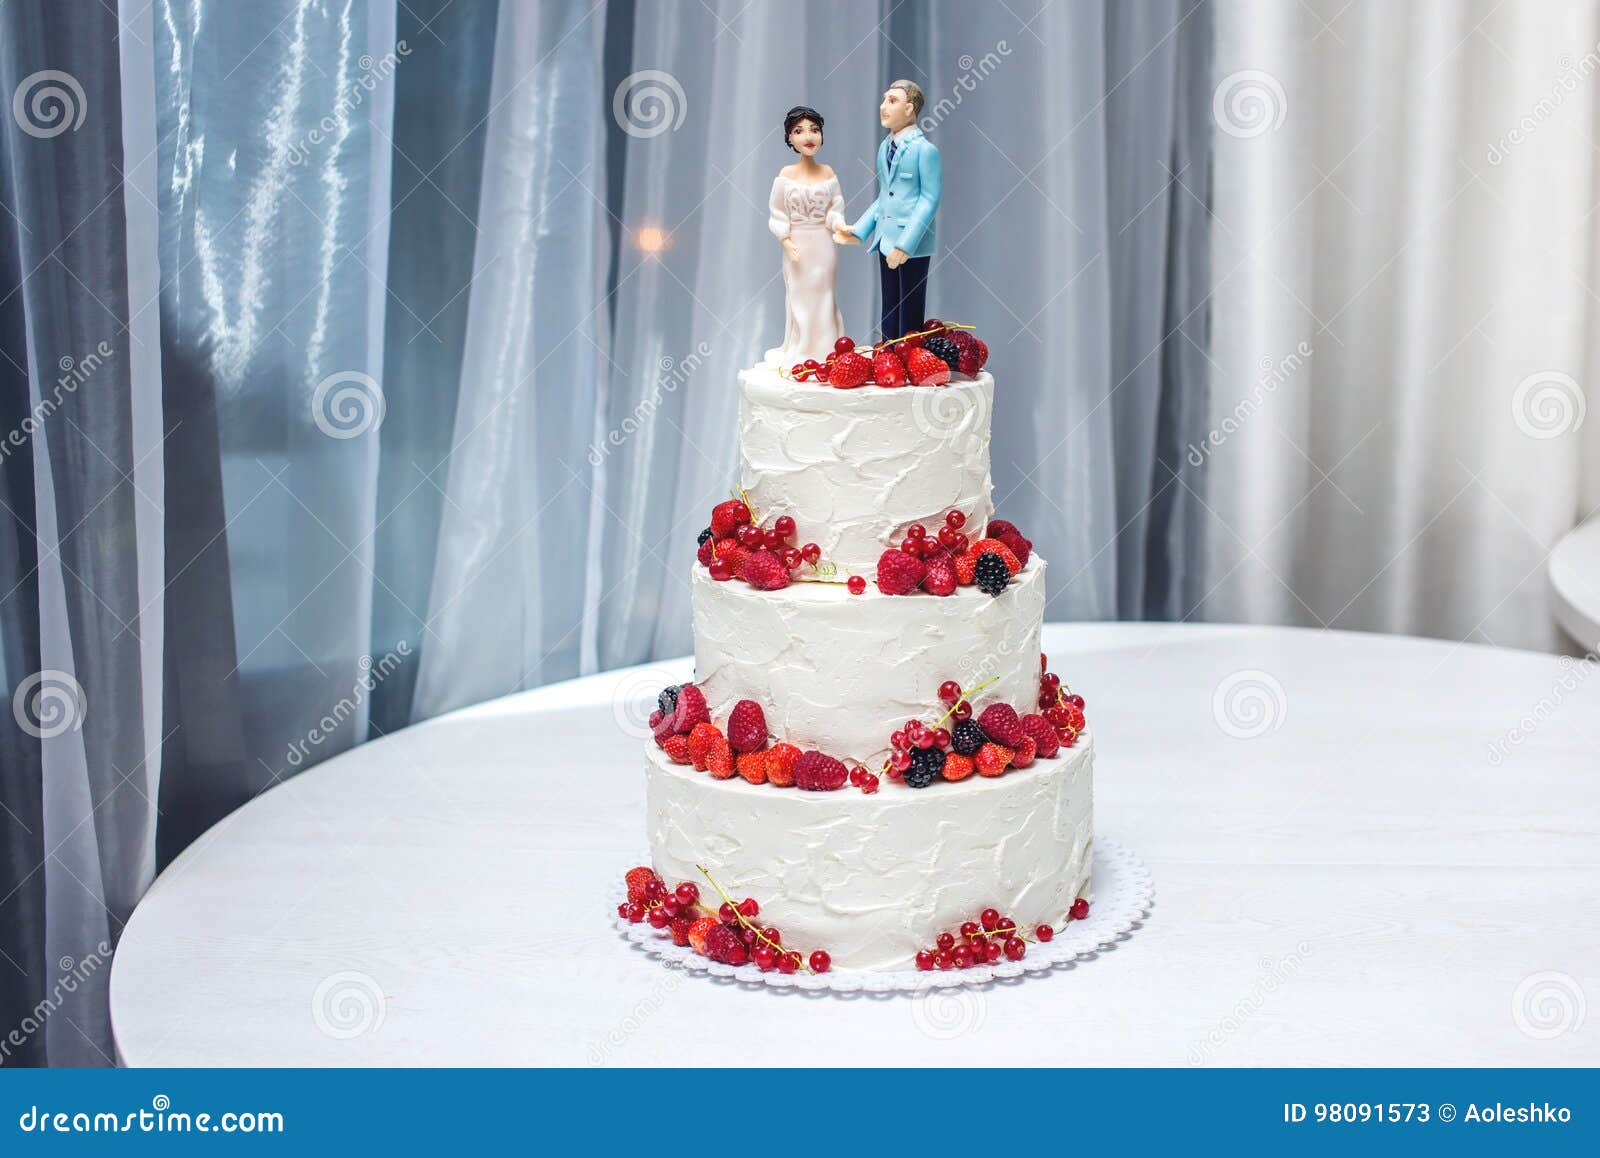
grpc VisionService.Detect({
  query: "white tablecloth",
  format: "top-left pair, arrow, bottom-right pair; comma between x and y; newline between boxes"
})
110,624 -> 1600,1066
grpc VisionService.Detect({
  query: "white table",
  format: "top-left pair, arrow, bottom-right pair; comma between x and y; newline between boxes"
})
1550,518 -> 1600,651
110,624 -> 1600,1066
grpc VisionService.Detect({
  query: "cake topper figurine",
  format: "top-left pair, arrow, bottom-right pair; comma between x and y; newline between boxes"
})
834,80 -> 941,342
764,105 -> 847,366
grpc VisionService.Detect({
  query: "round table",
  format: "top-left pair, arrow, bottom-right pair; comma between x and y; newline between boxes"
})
110,624 -> 1600,1066
1550,518 -> 1600,651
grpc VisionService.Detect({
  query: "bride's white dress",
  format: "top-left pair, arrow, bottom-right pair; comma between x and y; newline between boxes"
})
765,173 -> 846,366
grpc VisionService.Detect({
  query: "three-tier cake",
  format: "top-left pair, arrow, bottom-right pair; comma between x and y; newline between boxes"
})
634,335 -> 1094,973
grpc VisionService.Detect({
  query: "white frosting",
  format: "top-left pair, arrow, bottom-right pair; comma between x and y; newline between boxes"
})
738,364 -> 995,580
644,732 -> 1094,970
691,556 -> 1047,767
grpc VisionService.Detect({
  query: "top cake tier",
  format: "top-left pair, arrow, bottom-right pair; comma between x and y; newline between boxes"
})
737,364 -> 995,581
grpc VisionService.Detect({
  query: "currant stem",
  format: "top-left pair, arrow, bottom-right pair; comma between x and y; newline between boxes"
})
697,863 -> 814,974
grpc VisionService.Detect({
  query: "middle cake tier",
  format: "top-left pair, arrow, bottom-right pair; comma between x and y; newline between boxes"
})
691,556 -> 1046,766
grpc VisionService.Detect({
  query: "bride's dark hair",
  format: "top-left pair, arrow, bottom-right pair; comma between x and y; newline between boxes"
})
783,105 -> 824,151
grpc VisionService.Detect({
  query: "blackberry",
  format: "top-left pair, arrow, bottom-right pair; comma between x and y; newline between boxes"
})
657,684 -> 681,715
905,747 -> 946,788
925,335 -> 961,373
975,551 -> 1010,596
951,719 -> 988,756
697,527 -> 713,546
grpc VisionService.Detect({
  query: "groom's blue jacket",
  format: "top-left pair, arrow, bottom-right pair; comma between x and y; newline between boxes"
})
848,128 -> 940,259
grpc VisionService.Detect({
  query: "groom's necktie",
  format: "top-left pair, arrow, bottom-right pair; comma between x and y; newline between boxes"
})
886,137 -> 897,171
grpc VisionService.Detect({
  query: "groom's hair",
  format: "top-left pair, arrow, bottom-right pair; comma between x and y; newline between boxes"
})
889,79 -> 924,117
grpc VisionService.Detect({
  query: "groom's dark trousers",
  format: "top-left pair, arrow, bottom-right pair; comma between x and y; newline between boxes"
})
878,252 -> 931,342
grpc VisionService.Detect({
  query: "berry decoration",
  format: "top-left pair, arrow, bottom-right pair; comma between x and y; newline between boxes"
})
974,551 -> 1011,596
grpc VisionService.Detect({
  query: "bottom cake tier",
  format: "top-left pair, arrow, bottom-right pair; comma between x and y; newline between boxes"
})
643,732 -> 1094,971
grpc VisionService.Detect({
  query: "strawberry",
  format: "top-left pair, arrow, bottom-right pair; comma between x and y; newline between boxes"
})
976,742 -> 1014,777
794,750 -> 849,791
969,538 -> 1022,575
706,736 -> 735,779
625,866 -> 658,904
669,915 -> 694,947
742,549 -> 791,590
672,684 -> 710,733
1021,713 -> 1060,758
905,346 -> 951,386
727,699 -> 767,753
955,549 -> 979,585
922,551 -> 957,596
941,752 -> 975,782
764,743 -> 801,787
977,703 -> 1026,747
828,350 -> 872,388
713,538 -> 750,579
662,733 -> 693,764
736,751 -> 768,784
711,499 -> 752,539
872,350 -> 908,387
876,548 -> 927,595
1011,735 -> 1038,768
687,916 -> 718,955
688,722 -> 724,771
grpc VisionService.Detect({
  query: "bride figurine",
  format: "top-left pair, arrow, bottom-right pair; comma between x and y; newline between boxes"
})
765,105 -> 846,367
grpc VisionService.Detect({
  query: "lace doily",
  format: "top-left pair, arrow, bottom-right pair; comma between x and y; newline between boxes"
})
613,836 -> 1153,993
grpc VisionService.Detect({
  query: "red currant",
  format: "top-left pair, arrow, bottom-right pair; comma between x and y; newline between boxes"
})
1036,924 -> 1054,942
754,946 -> 777,971
916,950 -> 935,971
718,903 -> 736,924
781,547 -> 802,570
890,749 -> 911,772
938,680 -> 962,704
914,730 -> 935,750
675,882 -> 699,907
647,907 -> 669,928
834,336 -> 854,355
661,898 -> 680,919
1070,898 -> 1090,921
848,767 -> 863,786
936,931 -> 955,952
1066,693 -> 1086,710
861,773 -> 879,794
1003,937 -> 1026,961
801,542 -> 821,565
616,902 -> 629,918
953,701 -> 972,722
900,538 -> 918,555
736,523 -> 760,548
762,527 -> 782,550
790,362 -> 806,378
763,927 -> 782,944
934,950 -> 954,970
980,908 -> 1000,931
890,730 -> 908,750
776,952 -> 798,975
984,940 -> 1002,963
931,727 -> 950,749
960,921 -> 981,940
1046,706 -> 1071,728
953,944 -> 974,969
626,901 -> 645,923
945,509 -> 966,530
809,950 -> 831,973
739,897 -> 760,919
774,515 -> 796,541
996,916 -> 1016,935
804,359 -> 820,370
847,575 -> 866,594
645,879 -> 666,901
740,926 -> 760,945
948,532 -> 968,553
710,563 -> 732,582
906,523 -> 926,540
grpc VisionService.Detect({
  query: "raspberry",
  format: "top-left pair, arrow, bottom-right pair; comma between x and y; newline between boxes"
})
971,336 -> 989,371
669,915 -> 694,946
977,703 -> 1026,747
905,346 -> 951,386
828,350 -> 872,388
711,499 -> 752,538
921,551 -> 957,596
924,335 -> 960,373
648,707 -> 663,732
941,752 -> 975,781
1064,703 -> 1086,733
997,530 -> 1032,568
905,747 -> 945,788
1011,735 -> 1038,768
625,866 -> 658,904
661,733 -> 693,764
876,549 -> 928,595
955,549 -> 978,585
687,722 -> 723,770
727,699 -> 768,753
706,737 -> 735,779
704,923 -> 749,966
672,684 -> 709,733
1021,713 -> 1060,758
764,743 -> 801,787
794,750 -> 848,791
872,350 -> 908,387
974,552 -> 1010,596
736,751 -> 768,784
986,519 -> 1019,538
970,538 -> 1022,574
687,916 -> 718,955
714,538 -> 750,579
976,742 -> 1014,777
697,535 -> 715,565
951,719 -> 988,756
742,549 -> 791,590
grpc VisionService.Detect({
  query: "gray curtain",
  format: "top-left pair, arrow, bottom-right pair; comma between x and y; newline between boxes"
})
0,0 -> 1209,1066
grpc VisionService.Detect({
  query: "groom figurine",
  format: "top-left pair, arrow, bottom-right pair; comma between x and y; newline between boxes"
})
835,80 -> 941,341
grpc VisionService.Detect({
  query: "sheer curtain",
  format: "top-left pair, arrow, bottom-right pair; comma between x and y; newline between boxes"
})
1201,0 -> 1600,650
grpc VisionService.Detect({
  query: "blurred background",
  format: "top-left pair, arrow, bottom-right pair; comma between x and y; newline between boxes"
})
1,0 -> 1597,1064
